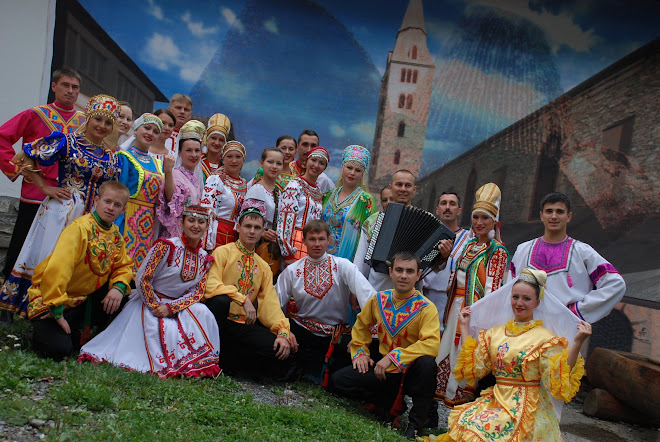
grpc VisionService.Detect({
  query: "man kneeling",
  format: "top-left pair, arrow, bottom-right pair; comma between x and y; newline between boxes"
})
331,252 -> 440,439
276,220 -> 375,384
27,181 -> 133,360
204,198 -> 296,377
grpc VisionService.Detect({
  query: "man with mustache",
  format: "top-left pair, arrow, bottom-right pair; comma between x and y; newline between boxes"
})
422,192 -> 472,331
290,129 -> 335,193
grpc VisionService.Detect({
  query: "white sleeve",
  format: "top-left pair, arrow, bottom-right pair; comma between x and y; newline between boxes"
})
352,227 -> 371,278
275,266 -> 293,312
338,258 -> 376,309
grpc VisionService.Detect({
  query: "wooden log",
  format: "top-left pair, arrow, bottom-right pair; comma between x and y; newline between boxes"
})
585,348 -> 660,422
583,388 -> 655,426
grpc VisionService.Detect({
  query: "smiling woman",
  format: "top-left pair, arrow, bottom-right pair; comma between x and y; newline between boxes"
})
0,95 -> 123,318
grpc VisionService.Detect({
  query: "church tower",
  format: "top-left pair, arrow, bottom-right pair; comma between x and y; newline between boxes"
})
369,0 -> 435,194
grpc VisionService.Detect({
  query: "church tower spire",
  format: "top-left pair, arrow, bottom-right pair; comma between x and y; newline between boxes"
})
369,0 -> 435,194
399,0 -> 426,34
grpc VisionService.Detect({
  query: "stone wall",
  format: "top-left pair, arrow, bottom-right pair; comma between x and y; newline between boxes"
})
414,38 -> 660,274
0,196 -> 19,272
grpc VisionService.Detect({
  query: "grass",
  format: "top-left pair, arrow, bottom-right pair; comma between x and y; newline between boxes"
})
0,320 -> 407,441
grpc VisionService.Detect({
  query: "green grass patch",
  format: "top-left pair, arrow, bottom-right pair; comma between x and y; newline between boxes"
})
0,321 -> 407,441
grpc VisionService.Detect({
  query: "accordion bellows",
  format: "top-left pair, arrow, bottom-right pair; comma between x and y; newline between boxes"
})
365,203 -> 456,274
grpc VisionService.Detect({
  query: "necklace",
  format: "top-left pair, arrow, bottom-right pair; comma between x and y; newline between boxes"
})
330,186 -> 361,212
82,137 -> 104,150
130,146 -> 153,164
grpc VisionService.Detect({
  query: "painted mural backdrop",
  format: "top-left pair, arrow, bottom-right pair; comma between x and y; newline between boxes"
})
80,0 -> 660,179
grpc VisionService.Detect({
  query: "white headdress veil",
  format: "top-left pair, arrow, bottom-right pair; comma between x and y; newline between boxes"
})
468,276 -> 582,419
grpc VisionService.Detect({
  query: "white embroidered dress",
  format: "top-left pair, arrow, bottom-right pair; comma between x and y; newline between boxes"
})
276,176 -> 322,258
421,228 -> 472,329
200,169 -> 247,249
79,237 -> 220,378
509,236 -> 626,323
276,253 -> 376,336
245,182 -> 276,229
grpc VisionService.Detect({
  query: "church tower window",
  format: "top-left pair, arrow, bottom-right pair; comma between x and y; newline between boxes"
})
406,70 -> 412,82
411,45 -> 418,60
412,70 -> 418,83
397,121 -> 406,137
400,69 -> 406,82
406,94 -> 413,109
398,94 -> 406,108
394,150 -> 401,164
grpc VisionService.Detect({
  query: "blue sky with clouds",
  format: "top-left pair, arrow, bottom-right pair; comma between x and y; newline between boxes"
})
79,0 -> 660,178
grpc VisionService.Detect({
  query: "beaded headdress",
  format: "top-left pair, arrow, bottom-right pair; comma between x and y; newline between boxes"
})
342,145 -> 370,170
238,198 -> 266,222
133,113 -> 163,131
204,113 -> 231,144
472,182 -> 501,221
85,94 -> 120,121
179,120 -> 206,142
222,140 -> 246,159
307,146 -> 330,164
518,268 -> 547,298
182,205 -> 210,220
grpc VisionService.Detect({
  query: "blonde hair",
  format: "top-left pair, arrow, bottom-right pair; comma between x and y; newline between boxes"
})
98,181 -> 130,202
169,93 -> 192,107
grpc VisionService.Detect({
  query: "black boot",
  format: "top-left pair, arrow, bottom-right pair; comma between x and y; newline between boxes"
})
404,423 -> 417,439
424,400 -> 439,429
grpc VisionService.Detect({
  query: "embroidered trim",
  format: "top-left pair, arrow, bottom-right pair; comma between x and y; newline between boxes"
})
303,256 -> 335,300
529,237 -> 575,274
377,290 -> 428,338
589,263 -> 619,286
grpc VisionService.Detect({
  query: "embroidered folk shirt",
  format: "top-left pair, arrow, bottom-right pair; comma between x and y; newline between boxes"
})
276,253 -> 376,336
204,240 -> 290,339
351,288 -> 440,373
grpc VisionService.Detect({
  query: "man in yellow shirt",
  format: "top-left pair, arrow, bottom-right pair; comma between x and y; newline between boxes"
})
27,181 -> 133,360
204,198 -> 297,377
331,251 -> 440,439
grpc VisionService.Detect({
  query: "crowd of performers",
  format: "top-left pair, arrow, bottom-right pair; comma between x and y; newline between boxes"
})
0,69 -> 627,440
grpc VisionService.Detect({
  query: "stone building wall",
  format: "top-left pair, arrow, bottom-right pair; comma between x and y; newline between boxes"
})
414,38 -> 660,274
0,196 -> 20,273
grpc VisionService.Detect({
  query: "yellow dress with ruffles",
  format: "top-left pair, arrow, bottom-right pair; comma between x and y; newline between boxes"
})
437,320 -> 584,442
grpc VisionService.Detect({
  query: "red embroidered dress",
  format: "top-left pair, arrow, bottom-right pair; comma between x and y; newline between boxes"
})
276,176 -> 323,260
201,169 -> 247,249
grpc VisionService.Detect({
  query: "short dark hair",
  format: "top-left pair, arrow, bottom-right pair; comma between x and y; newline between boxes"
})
238,213 -> 264,226
276,135 -> 297,148
389,251 -> 421,271
298,129 -> 319,144
438,191 -> 461,207
380,186 -> 390,197
52,68 -> 82,85
261,147 -> 284,161
178,137 -> 202,152
303,219 -> 330,238
118,101 -> 132,112
540,192 -> 571,212
154,108 -> 176,127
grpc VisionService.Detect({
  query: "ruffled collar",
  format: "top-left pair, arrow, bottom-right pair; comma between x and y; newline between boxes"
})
505,319 -> 543,336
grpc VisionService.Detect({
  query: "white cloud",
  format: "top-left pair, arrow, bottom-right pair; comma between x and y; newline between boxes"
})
146,0 -> 165,21
208,72 -> 254,101
143,33 -> 217,84
264,17 -> 279,35
182,11 -> 219,37
347,120 -> 376,144
329,124 -> 346,137
222,7 -> 244,33
465,0 -> 598,53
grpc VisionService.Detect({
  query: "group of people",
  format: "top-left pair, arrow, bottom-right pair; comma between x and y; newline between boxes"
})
0,68 -> 627,440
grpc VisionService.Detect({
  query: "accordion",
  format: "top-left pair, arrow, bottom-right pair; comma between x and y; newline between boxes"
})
365,203 -> 456,274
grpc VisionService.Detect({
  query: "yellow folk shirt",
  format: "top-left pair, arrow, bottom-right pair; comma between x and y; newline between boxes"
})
27,212 -> 133,319
204,240 -> 290,339
351,288 -> 440,373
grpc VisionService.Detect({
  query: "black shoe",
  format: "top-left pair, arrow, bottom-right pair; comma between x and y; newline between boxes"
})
404,424 -> 417,439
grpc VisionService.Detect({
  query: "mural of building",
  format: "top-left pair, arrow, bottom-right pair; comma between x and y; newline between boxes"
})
52,0 -> 167,115
369,0 -> 434,194
414,37 -> 660,358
